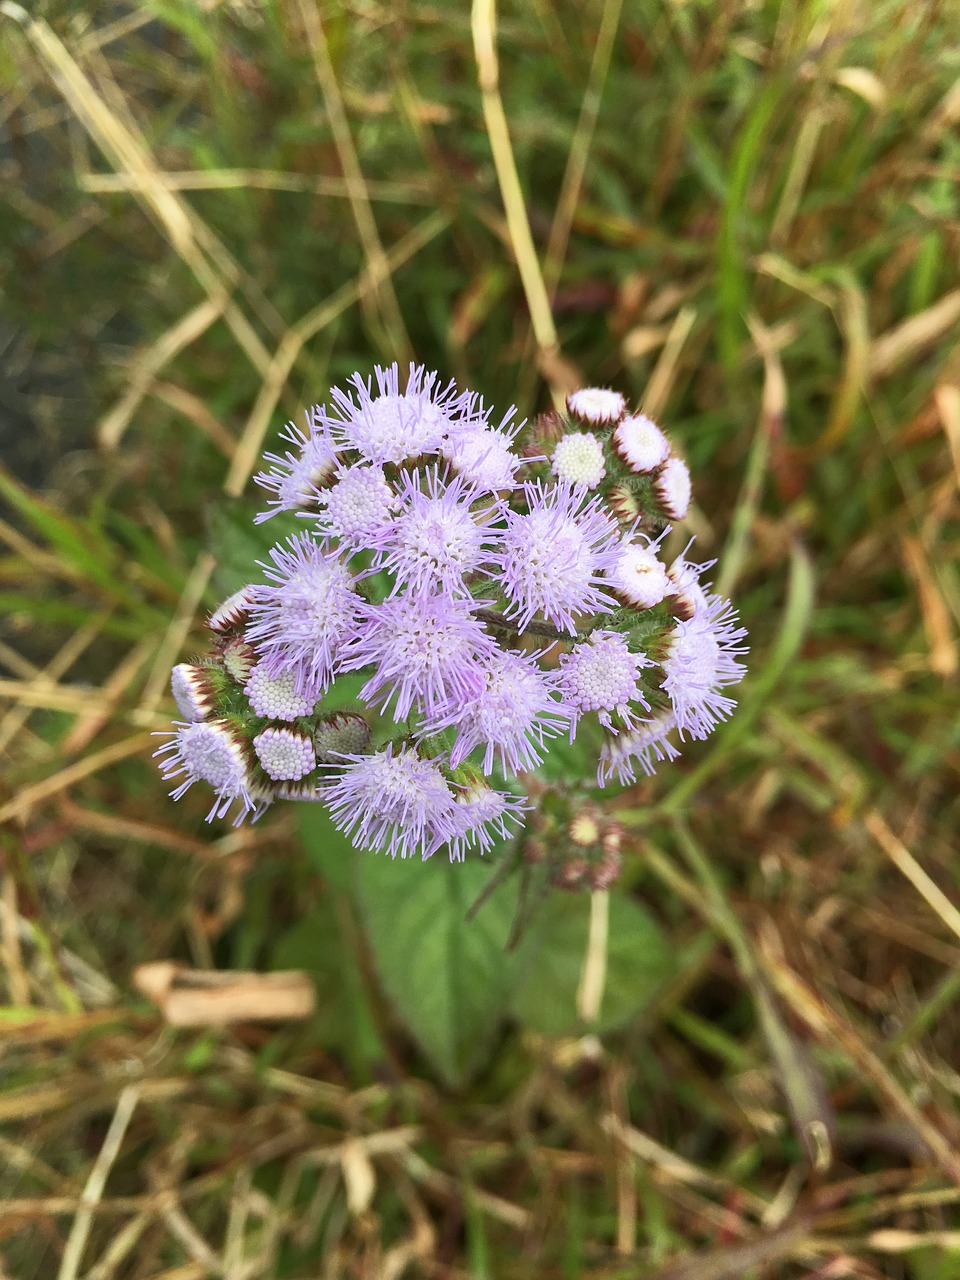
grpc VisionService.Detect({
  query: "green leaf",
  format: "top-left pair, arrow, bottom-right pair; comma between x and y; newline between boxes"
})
353,852 -> 519,1088
298,800 -> 357,894
271,895 -> 384,1074
510,893 -> 675,1037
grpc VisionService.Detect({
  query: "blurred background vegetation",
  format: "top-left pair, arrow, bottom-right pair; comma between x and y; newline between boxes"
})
2,0 -> 960,1275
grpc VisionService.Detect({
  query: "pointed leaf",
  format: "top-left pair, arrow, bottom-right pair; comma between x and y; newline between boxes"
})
353,852 -> 518,1087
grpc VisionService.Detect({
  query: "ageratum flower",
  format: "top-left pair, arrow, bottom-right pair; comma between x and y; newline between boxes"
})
325,363 -> 467,464
253,412 -> 337,523
661,580 -> 748,739
550,431 -> 606,489
566,387 -> 626,425
340,592 -> 496,723
253,726 -> 317,781
321,744 -> 458,860
440,411 -> 527,492
612,414 -> 669,474
556,631 -> 651,734
427,647 -> 568,775
368,467 -> 503,598
245,533 -> 358,694
158,364 -> 747,865
245,663 -> 319,720
498,481 -> 621,633
596,710 -> 681,787
313,463 -> 398,548
447,783 -> 530,861
606,536 -> 673,610
155,720 -> 259,824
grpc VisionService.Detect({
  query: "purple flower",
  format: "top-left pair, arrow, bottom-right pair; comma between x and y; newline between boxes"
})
313,463 -> 398,548
440,409 -> 527,492
253,726 -> 317,781
253,412 -> 338,523
661,586 -> 747,739
426,646 -> 568,775
245,534 -> 359,694
325,363 -> 467,464
339,592 -> 496,722
596,710 -> 680,786
498,481 -> 621,633
321,743 -> 458,859
605,535 -> 673,610
556,631 -> 650,734
368,467 -> 503,598
155,720 -> 259,823
446,783 -> 529,861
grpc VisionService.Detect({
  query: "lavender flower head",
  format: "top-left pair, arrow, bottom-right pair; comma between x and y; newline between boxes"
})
157,363 -> 748,867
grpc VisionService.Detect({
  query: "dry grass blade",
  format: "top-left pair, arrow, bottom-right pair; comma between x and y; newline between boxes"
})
761,948 -> 960,1187
869,289 -> 960,380
139,551 -> 215,714
57,1085 -> 139,1280
865,810 -> 960,945
296,0 -> 412,363
79,168 -> 435,202
641,305 -> 696,422
471,0 -> 561,401
934,383 -> 960,487
133,963 -> 315,1026
97,298 -> 227,450
543,0 -> 624,295
899,534 -> 958,676
224,210 -> 449,496
5,5 -> 275,379
0,732 -> 156,825
0,611 -> 108,754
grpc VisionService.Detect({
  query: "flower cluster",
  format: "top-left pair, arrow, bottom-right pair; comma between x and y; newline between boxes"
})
157,364 -> 746,860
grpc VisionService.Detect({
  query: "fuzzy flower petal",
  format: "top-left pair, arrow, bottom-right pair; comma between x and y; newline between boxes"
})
368,467 -> 503,597
155,720 -> 257,823
441,407 -> 527,492
606,537 -> 673,609
596,710 -> 680,787
498,481 -> 620,633
340,593 -> 497,722
321,744 -> 457,859
245,533 -> 359,693
427,647 -> 568,775
326,363 -> 466,463
446,784 -> 530,861
253,413 -> 338,523
556,631 -> 651,733
661,590 -> 747,739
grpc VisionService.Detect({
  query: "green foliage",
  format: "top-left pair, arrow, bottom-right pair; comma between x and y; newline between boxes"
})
510,892 -> 675,1037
